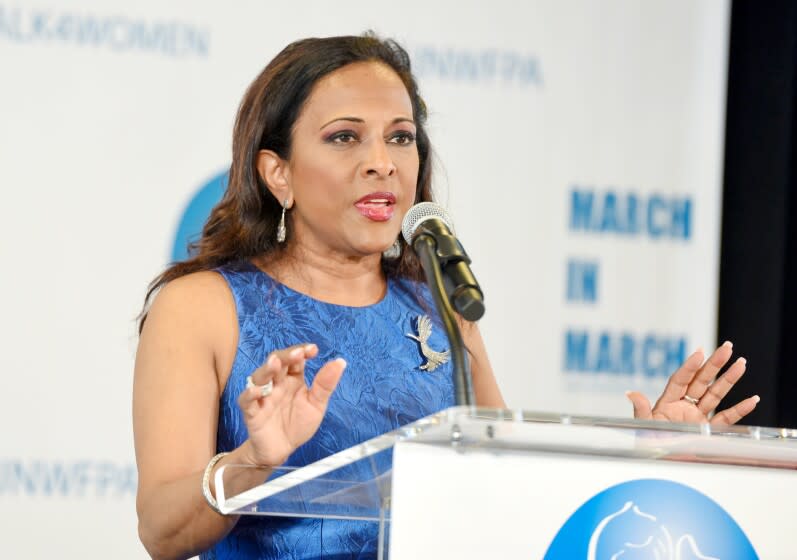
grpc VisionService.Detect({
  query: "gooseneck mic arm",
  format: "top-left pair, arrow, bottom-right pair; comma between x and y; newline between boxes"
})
412,233 -> 475,406
402,202 -> 485,406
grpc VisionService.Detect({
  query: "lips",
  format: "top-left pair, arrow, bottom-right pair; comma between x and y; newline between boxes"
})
354,192 -> 396,222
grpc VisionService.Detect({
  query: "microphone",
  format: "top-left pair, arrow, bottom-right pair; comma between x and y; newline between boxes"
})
401,202 -> 485,321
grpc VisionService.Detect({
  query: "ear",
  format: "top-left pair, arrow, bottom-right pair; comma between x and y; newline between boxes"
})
256,149 -> 293,208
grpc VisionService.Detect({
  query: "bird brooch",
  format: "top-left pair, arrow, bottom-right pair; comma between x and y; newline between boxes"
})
406,315 -> 450,372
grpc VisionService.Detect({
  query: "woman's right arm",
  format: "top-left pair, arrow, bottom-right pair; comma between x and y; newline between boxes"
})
134,272 -> 246,560
133,272 -> 345,560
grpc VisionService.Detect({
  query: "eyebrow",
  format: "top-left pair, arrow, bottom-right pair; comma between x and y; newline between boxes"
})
319,116 -> 416,130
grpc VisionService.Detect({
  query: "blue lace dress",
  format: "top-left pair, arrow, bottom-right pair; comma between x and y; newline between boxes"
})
201,260 -> 455,559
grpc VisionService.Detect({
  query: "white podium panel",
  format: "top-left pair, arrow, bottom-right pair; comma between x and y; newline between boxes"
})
391,441 -> 794,559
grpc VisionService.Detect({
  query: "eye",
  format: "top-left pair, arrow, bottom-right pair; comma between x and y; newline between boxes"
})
389,131 -> 416,145
326,130 -> 358,144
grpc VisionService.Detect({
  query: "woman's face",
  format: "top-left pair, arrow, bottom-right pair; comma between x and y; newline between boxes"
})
283,61 -> 419,259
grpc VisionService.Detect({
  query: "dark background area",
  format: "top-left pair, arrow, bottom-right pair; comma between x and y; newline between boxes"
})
719,0 -> 797,427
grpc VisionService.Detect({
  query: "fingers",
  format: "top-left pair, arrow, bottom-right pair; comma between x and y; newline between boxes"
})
710,395 -> 760,425
252,344 -> 317,383
239,354 -> 279,408
238,343 -> 318,408
685,341 -> 734,401
248,354 -> 278,386
697,357 -> 747,414
307,359 -> 346,411
275,347 -> 306,386
626,391 -> 653,420
656,348 -> 705,404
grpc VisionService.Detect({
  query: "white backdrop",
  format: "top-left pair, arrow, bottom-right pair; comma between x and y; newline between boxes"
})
0,0 -> 729,557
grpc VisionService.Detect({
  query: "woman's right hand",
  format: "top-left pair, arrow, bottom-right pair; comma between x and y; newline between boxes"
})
237,344 -> 346,467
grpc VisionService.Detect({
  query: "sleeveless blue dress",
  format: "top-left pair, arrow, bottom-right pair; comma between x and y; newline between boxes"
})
201,260 -> 455,560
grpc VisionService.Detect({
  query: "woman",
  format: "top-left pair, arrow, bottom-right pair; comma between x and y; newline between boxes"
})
133,34 -> 758,560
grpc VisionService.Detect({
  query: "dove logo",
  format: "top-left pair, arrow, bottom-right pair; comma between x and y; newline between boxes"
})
171,170 -> 228,262
544,479 -> 758,559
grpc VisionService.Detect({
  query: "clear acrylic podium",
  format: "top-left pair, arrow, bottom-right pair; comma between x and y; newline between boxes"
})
216,407 -> 797,559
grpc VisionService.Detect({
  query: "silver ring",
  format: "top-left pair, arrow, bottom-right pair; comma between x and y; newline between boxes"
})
682,394 -> 700,406
246,376 -> 274,398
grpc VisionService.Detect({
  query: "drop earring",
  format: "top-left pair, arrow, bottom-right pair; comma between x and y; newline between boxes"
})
382,238 -> 402,260
276,199 -> 288,243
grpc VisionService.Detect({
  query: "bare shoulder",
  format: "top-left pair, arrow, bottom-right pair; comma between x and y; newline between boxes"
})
458,319 -> 506,408
456,315 -> 481,346
150,269 -> 232,309
146,271 -> 234,327
139,270 -> 238,377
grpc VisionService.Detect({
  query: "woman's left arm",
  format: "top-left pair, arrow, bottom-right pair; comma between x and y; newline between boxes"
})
461,321 -> 506,408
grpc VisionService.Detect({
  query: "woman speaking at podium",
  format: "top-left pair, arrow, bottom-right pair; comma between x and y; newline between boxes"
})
133,33 -> 758,560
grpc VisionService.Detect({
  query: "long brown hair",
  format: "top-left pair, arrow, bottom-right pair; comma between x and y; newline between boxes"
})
139,34 -> 436,332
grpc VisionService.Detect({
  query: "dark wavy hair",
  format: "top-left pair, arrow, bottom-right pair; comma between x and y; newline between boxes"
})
139,33 -> 435,332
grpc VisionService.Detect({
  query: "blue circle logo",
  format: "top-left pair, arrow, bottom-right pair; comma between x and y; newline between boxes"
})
544,479 -> 757,559
171,169 -> 228,262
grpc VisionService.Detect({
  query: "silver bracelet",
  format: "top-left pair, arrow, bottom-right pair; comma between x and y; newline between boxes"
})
202,452 -> 231,514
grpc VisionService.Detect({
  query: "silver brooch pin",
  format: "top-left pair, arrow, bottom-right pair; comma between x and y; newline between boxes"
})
406,315 -> 450,372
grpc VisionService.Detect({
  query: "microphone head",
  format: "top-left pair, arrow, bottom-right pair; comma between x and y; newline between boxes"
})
401,202 -> 454,245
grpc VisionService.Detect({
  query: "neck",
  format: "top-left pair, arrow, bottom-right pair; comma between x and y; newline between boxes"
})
257,243 -> 387,307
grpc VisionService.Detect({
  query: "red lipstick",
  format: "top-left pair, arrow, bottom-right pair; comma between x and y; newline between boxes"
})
354,192 -> 396,222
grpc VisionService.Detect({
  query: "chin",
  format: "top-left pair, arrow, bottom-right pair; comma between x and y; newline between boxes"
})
350,241 -> 395,258
341,225 -> 402,257
355,234 -> 400,253
366,245 -> 394,257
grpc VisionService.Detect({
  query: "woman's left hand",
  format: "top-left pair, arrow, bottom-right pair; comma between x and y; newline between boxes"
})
626,341 -> 760,425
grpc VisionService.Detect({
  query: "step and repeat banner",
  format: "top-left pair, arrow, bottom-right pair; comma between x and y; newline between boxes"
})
0,0 -> 729,557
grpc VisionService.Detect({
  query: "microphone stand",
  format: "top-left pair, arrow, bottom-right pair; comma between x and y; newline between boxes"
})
413,235 -> 475,406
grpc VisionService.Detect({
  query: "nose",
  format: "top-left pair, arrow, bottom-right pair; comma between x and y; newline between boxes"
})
361,138 -> 396,178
